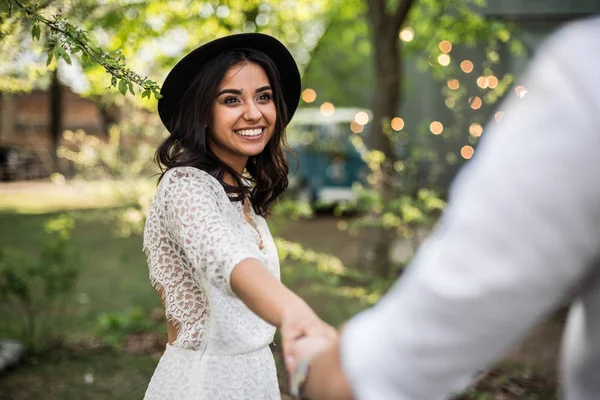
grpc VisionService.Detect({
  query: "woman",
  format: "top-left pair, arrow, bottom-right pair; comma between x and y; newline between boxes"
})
142,33 -> 336,399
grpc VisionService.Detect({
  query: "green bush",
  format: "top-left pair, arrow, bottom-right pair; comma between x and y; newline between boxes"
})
95,308 -> 163,349
0,215 -> 80,353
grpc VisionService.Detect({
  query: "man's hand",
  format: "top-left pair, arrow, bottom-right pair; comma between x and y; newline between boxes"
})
287,333 -> 355,400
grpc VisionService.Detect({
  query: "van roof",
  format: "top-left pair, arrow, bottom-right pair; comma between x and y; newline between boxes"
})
290,107 -> 372,125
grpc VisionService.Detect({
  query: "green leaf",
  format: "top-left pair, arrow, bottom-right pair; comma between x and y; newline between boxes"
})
81,52 -> 90,64
111,77 -> 117,87
128,82 -> 135,95
118,79 -> 127,95
46,50 -> 54,66
31,24 -> 41,41
154,91 -> 163,100
63,53 -> 72,65
142,90 -> 150,99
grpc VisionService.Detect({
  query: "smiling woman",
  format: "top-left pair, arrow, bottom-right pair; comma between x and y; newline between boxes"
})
141,34 -> 337,400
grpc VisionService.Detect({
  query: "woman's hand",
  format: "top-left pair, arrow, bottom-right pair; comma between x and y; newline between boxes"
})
280,301 -> 338,375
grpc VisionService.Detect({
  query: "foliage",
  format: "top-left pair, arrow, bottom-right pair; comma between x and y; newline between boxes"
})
0,0 -> 332,107
95,308 -> 162,349
2,0 -> 163,98
0,214 -> 80,352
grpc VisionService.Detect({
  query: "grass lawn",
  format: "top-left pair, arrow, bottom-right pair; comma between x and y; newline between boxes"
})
0,182 -> 561,399
0,188 -> 368,399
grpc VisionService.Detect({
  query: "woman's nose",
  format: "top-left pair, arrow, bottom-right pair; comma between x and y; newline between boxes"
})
243,101 -> 262,121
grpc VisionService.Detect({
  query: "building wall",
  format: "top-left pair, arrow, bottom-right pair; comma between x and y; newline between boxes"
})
0,87 -> 104,179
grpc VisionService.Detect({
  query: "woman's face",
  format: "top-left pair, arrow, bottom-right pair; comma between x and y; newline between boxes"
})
208,61 -> 277,173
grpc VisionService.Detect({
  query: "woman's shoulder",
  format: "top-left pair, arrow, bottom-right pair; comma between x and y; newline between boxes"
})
161,166 -> 227,202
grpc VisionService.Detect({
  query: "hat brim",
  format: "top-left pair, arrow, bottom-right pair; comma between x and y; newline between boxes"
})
158,33 -> 301,133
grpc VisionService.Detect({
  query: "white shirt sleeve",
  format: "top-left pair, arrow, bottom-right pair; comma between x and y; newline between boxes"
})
340,17 -> 600,400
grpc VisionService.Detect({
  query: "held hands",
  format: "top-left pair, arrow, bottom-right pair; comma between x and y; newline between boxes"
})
280,302 -> 343,399
280,301 -> 338,374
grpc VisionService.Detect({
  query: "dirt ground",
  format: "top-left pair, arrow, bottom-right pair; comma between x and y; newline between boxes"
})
277,214 -> 565,397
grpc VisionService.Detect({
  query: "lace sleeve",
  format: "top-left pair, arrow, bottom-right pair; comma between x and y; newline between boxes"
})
163,168 -> 262,294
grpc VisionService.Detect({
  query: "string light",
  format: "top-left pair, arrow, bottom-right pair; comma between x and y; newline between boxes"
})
437,54 -> 451,66
350,121 -> 364,133
461,145 -> 475,159
391,117 -> 404,131
494,111 -> 504,122
487,76 -> 499,89
476,76 -> 488,89
515,85 -> 528,98
430,121 -> 443,135
320,102 -> 335,116
399,28 -> 414,42
301,88 -> 317,103
447,79 -> 459,90
439,40 -> 452,54
460,60 -> 474,73
354,111 -> 369,126
469,96 -> 482,110
469,123 -> 483,137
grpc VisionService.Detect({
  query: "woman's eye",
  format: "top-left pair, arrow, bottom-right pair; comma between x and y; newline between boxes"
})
258,93 -> 272,101
224,96 -> 239,104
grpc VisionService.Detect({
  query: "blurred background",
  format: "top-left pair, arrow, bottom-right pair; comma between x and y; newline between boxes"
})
1,0 -> 598,399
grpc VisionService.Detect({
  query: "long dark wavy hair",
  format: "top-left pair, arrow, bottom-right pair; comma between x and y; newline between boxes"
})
155,49 -> 291,217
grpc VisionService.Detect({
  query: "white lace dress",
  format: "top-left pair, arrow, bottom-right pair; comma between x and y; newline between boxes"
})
142,166 -> 281,400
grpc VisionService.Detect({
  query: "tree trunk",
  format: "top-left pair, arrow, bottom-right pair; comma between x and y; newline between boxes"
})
360,0 -> 412,277
49,67 -> 62,174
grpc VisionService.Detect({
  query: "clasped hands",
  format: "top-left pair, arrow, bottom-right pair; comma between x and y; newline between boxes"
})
281,305 -> 354,400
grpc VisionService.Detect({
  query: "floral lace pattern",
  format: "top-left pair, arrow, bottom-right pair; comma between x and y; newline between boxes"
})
143,167 -> 280,399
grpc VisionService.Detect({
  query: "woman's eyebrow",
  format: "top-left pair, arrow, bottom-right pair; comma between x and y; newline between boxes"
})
255,85 -> 272,93
216,86 -> 272,97
217,88 -> 242,96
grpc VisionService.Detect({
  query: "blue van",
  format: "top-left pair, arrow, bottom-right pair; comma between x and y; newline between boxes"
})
285,107 -> 371,205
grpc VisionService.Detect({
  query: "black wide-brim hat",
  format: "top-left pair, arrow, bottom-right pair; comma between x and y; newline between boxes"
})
157,33 -> 301,133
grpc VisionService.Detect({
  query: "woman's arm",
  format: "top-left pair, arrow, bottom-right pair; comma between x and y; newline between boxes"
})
231,258 -> 337,363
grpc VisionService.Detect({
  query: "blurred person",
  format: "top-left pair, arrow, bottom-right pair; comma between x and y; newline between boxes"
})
287,16 -> 600,400
142,33 -> 336,400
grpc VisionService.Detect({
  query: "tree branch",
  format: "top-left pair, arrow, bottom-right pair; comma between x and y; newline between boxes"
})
391,0 -> 416,31
9,0 -> 162,99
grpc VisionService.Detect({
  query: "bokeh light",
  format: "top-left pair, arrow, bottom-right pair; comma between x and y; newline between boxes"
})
494,111 -> 504,122
469,96 -> 482,110
461,145 -> 475,159
447,79 -> 459,90
476,76 -> 488,89
437,54 -> 451,66
430,121 -> 443,135
350,121 -> 364,133
320,102 -> 335,116
439,40 -> 452,54
391,117 -> 404,131
399,28 -> 414,42
460,60 -> 474,73
469,123 -> 483,137
354,111 -> 369,126
487,75 -> 499,89
301,88 -> 317,103
515,85 -> 527,98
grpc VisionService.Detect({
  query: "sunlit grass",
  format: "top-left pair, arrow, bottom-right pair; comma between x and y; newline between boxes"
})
0,179 -> 156,214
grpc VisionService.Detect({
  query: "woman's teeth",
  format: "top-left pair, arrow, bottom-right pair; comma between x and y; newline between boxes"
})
235,128 -> 263,137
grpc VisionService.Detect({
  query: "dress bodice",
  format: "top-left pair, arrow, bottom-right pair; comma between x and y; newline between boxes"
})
143,167 -> 280,354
